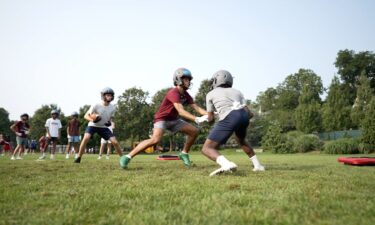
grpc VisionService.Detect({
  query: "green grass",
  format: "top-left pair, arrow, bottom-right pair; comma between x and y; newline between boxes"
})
0,151 -> 374,225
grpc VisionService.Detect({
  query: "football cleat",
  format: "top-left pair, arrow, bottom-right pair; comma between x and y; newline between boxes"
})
253,165 -> 265,172
209,162 -> 237,177
178,152 -> 192,167
119,155 -> 131,169
74,157 -> 81,163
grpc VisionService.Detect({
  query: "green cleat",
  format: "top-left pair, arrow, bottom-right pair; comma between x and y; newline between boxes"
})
178,152 -> 192,167
119,155 -> 131,169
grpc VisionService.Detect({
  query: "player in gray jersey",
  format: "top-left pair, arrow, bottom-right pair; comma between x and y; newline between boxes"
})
74,87 -> 123,163
203,70 -> 265,176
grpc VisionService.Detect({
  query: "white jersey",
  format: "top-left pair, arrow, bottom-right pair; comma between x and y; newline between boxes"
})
45,118 -> 62,137
87,103 -> 116,128
206,87 -> 246,121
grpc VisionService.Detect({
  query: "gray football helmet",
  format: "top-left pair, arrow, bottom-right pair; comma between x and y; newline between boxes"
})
173,68 -> 193,86
71,111 -> 79,117
211,70 -> 233,89
101,87 -> 115,102
51,109 -> 59,115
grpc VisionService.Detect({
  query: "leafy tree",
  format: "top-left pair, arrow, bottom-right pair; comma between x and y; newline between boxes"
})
115,87 -> 153,143
295,85 -> 322,133
362,97 -> 375,146
351,72 -> 374,128
334,49 -> 375,103
322,76 -> 352,131
277,68 -> 323,109
257,69 -> 323,132
0,108 -> 11,136
194,79 -> 211,109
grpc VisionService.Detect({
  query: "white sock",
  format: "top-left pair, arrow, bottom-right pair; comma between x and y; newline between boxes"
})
250,155 -> 261,168
216,155 -> 231,167
42,153 -> 45,157
181,151 -> 188,154
125,154 -> 132,159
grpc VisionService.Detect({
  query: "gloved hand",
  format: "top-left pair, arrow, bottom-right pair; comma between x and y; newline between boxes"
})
15,132 -> 23,137
195,115 -> 209,124
104,121 -> 112,127
93,116 -> 102,123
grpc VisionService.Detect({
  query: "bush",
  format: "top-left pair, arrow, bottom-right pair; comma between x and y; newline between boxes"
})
323,138 -> 361,154
358,143 -> 375,154
262,122 -> 288,153
294,134 -> 323,153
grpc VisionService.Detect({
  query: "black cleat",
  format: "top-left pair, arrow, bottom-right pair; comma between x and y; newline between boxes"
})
74,157 -> 81,163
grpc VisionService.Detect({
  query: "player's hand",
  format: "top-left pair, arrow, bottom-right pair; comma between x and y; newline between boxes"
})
104,121 -> 111,127
195,115 -> 208,124
15,132 -> 22,136
93,115 -> 102,123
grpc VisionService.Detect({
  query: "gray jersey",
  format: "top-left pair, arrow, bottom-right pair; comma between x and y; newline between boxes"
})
87,103 -> 116,128
206,87 -> 246,121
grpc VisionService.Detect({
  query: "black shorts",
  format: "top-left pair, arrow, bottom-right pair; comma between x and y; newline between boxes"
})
85,126 -> 114,141
208,109 -> 249,145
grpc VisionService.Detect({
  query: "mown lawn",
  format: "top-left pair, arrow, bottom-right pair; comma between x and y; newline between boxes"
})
0,151 -> 374,225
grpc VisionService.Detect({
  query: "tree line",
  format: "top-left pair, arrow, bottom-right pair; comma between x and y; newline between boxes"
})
1,49 -> 374,150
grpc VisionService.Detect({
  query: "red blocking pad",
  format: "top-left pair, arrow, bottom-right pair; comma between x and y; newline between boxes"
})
156,155 -> 180,160
338,157 -> 375,166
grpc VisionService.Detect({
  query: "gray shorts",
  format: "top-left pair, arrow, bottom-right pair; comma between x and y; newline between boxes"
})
154,119 -> 188,133
16,136 -> 28,146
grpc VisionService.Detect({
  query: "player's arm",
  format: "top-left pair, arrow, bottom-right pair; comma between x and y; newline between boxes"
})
207,111 -> 215,123
244,106 -> 254,119
173,102 -> 197,122
190,103 -> 208,116
45,127 -> 51,138
10,122 -> 17,133
10,122 -> 22,136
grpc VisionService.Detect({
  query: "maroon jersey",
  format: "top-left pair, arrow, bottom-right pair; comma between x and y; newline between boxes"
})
14,121 -> 30,138
154,88 -> 194,122
67,119 -> 80,136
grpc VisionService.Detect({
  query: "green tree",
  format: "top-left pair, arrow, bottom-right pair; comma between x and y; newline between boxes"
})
257,69 -> 323,132
0,108 -> 11,136
194,79 -> 211,109
115,87 -> 153,143
295,85 -> 322,133
334,49 -> 375,103
351,72 -> 374,128
322,76 -> 352,131
362,97 -> 375,146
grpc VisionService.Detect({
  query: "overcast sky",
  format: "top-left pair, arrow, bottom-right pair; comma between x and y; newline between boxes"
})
1,0 -> 374,120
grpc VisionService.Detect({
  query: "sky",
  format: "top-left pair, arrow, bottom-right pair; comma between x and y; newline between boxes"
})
0,0 -> 374,120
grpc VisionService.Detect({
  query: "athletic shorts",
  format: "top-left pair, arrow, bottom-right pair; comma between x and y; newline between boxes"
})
68,136 -> 80,143
49,137 -> 58,143
16,137 -> 28,146
154,119 -> 189,133
101,138 -> 111,144
85,126 -> 114,141
208,109 -> 250,145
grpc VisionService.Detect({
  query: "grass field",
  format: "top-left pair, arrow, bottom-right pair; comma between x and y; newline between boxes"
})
0,151 -> 374,225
